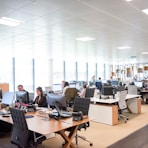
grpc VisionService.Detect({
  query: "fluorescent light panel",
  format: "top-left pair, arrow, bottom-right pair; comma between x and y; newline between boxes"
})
0,17 -> 24,26
117,46 -> 131,49
126,0 -> 133,2
76,37 -> 96,41
141,52 -> 148,55
142,9 -> 148,15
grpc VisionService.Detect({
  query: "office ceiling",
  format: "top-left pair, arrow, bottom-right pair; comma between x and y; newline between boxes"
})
0,0 -> 148,64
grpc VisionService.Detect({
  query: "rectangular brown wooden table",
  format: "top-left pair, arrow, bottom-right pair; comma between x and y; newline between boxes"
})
0,111 -> 89,148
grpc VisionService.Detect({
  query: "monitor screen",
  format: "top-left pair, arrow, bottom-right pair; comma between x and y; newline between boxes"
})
111,81 -> 119,86
47,93 -> 66,110
16,91 -> 28,104
69,83 -> 76,88
134,82 -> 143,88
2,92 -> 14,105
0,88 -> 2,98
52,84 -> 62,92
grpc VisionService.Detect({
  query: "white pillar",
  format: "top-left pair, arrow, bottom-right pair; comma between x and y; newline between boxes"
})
48,59 -> 53,86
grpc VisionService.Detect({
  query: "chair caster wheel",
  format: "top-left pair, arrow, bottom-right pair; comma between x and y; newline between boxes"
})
127,118 -> 129,120
125,121 -> 127,123
90,143 -> 93,146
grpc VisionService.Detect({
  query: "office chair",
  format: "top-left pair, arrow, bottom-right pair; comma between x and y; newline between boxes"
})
73,97 -> 93,147
118,91 -> 128,123
85,88 -> 95,98
65,88 -> 78,107
10,108 -> 46,148
128,85 -> 138,95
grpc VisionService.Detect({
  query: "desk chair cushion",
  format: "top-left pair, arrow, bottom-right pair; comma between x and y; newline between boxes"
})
118,91 -> 127,110
73,98 -> 90,116
65,88 -> 78,104
128,85 -> 138,95
10,108 -> 30,147
85,88 -> 95,98
73,98 -> 90,130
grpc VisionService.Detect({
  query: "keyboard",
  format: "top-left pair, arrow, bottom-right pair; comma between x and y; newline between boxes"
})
0,111 -> 6,115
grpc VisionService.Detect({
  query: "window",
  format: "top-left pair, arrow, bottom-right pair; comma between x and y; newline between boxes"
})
0,57 -> 13,91
15,58 -> 33,92
53,60 -> 64,84
78,62 -> 87,81
97,64 -> 105,80
88,62 -> 96,81
65,61 -> 76,81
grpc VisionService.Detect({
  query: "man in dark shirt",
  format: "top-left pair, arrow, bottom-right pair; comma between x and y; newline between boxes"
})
17,84 -> 30,103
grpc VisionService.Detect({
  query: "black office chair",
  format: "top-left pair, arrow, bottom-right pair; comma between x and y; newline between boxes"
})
85,88 -> 95,98
73,97 -> 93,147
10,108 -> 46,148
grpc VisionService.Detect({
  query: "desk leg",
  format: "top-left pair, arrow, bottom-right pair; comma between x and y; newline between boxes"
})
58,125 -> 78,148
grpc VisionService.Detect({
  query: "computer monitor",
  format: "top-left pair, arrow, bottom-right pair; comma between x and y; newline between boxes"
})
2,92 -> 14,106
16,91 -> 28,104
69,83 -> 76,88
52,84 -> 62,92
102,86 -> 114,96
134,82 -> 143,88
47,93 -> 66,110
0,88 -> 2,98
111,81 -> 119,86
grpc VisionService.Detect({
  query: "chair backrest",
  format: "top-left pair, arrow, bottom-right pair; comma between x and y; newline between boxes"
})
85,88 -> 95,98
65,88 -> 78,103
73,98 -> 90,115
128,85 -> 137,95
10,108 -> 29,147
118,91 -> 127,110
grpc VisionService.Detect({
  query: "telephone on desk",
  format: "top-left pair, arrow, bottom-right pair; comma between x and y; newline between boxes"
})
16,103 -> 36,112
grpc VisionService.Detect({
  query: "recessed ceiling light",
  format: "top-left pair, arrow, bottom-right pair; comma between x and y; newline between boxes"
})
116,46 -> 131,49
76,37 -> 96,41
0,17 -> 24,26
142,9 -> 148,15
126,0 -> 133,2
141,52 -> 148,55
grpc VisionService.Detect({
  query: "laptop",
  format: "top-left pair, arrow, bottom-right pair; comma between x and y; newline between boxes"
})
52,102 -> 72,118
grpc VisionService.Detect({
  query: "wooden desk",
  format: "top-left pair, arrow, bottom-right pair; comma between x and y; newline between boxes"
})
107,124 -> 148,148
0,112 -> 89,148
140,89 -> 148,93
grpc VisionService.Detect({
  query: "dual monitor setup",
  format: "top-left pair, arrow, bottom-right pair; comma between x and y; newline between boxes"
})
1,91 -> 29,106
1,91 -> 67,111
52,83 -> 77,92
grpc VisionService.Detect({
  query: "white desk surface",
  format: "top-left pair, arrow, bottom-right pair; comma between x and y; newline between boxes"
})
91,95 -> 141,104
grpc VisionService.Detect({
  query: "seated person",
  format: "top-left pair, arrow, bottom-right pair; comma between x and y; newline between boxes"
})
33,87 -> 47,107
63,81 -> 69,95
17,84 -> 29,103
95,77 -> 102,92
143,80 -> 148,89
78,84 -> 87,98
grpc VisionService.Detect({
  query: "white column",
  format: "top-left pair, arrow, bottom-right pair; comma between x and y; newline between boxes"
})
48,59 -> 53,86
